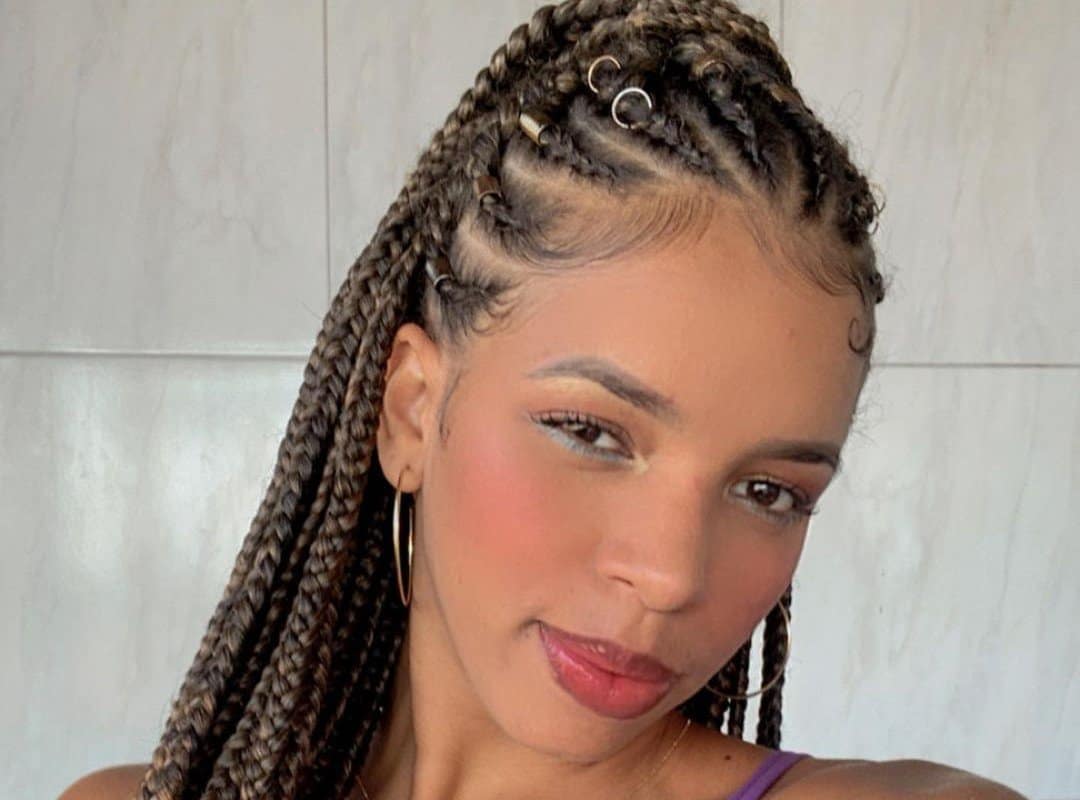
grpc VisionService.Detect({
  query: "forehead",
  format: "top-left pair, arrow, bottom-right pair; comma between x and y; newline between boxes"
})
466,202 -> 867,445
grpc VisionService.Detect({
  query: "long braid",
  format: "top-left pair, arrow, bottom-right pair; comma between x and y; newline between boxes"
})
203,254 -> 419,798
139,1 -> 889,796
723,639 -> 754,738
138,282 -> 365,798
755,584 -> 794,748
302,478 -> 396,786
189,314 -> 367,792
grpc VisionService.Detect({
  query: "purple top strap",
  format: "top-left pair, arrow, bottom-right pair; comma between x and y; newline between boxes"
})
726,750 -> 810,800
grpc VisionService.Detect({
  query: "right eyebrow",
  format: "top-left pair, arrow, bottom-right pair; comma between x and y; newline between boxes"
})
524,355 -> 684,428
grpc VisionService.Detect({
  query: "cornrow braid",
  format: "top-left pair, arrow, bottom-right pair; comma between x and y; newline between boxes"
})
139,1 -> 889,796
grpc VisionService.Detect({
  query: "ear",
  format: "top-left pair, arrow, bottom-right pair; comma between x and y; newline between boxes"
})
375,322 -> 446,493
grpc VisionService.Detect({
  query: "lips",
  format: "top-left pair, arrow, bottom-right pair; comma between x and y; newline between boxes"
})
537,621 -> 676,719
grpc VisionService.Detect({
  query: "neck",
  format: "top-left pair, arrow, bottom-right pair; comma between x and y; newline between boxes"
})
359,614 -> 691,800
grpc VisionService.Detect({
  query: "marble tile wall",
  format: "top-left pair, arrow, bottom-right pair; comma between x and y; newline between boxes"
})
1,1 -> 1073,798
0,355 -> 304,798
0,2 -> 327,355
783,0 -> 1080,365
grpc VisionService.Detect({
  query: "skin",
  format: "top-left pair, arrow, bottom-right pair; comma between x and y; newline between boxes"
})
55,196 -> 1026,800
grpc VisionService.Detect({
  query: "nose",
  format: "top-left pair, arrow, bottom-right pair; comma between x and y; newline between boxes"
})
594,477 -> 710,613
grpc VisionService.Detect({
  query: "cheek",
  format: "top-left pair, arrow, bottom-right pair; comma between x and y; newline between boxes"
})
695,534 -> 802,660
435,411 -> 580,605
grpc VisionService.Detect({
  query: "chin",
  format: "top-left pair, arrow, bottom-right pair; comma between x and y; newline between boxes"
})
496,711 -> 644,763
478,669 -> 673,764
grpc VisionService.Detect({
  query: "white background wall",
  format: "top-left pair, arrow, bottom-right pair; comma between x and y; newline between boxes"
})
1,2 -> 1076,798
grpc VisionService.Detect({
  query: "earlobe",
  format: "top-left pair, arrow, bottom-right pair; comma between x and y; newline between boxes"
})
374,323 -> 443,491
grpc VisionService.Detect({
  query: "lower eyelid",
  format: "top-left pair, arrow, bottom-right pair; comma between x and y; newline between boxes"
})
532,411 -> 630,454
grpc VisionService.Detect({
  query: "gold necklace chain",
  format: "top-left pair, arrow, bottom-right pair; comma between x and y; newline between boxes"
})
355,774 -> 372,800
353,716 -> 693,800
628,715 -> 693,797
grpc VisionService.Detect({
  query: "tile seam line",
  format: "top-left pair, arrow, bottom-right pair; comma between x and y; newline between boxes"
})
0,349 -> 310,362
876,362 -> 1079,369
1,350 -> 1079,369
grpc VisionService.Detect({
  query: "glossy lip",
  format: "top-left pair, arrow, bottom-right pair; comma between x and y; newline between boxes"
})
537,621 -> 677,719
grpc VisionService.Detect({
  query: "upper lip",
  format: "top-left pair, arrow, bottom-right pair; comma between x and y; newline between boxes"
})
539,622 -> 677,683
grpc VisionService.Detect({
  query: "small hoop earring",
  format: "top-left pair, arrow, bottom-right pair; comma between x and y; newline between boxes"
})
704,602 -> 791,700
392,466 -> 414,607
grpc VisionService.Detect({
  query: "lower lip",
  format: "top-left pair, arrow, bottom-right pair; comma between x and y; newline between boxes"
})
537,623 -> 674,720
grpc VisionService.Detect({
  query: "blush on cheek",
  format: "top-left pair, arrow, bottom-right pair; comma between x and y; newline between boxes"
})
439,413 -> 575,599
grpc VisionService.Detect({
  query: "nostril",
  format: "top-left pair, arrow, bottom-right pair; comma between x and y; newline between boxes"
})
604,562 -> 704,614
594,520 -> 709,612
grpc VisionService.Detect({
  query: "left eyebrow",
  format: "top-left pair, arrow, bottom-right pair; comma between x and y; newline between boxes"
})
525,355 -> 842,472
741,438 -> 842,473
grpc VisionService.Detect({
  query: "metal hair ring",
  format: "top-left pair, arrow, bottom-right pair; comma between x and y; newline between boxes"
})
586,54 -> 621,94
611,86 -> 653,129
424,258 -> 451,292
694,57 -> 723,79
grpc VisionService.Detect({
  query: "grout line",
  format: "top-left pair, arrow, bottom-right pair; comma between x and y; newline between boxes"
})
322,0 -> 332,307
0,349 -> 309,362
871,362 -> 1080,370
1,349 -> 1078,369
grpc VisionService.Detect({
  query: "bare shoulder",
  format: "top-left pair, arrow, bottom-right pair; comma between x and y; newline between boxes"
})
770,756 -> 1030,799
57,763 -> 150,800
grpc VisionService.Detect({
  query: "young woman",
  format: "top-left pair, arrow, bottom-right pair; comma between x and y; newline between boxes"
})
62,1 -> 1026,798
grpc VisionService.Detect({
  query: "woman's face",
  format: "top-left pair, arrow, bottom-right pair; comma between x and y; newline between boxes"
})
381,199 -> 867,760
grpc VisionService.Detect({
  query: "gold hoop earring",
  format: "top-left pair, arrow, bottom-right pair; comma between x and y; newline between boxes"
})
392,466 -> 414,607
704,602 -> 791,700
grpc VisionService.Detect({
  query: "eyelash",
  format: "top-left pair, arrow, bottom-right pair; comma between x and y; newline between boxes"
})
531,409 -> 819,526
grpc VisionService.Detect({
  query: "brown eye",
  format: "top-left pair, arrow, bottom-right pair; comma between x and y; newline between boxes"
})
749,480 -> 785,508
731,477 -> 816,526
567,420 -> 604,444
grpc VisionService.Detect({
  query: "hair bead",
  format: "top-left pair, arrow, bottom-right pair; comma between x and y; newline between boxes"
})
767,84 -> 800,105
473,175 -> 502,202
424,255 -> 454,292
518,109 -> 553,146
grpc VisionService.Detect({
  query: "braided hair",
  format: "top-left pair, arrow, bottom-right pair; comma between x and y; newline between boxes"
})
138,1 -> 888,797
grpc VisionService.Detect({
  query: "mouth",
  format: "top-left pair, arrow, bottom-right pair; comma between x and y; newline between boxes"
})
537,621 -> 677,720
